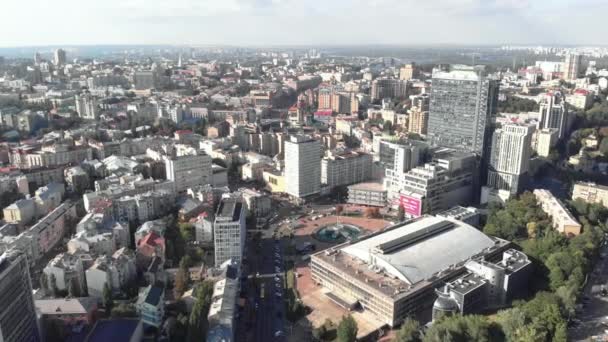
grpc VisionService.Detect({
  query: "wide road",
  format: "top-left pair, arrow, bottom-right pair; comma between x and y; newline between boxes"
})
237,209 -> 288,342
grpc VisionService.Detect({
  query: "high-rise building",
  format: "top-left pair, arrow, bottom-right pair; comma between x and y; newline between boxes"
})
538,92 -> 569,140
408,94 -> 430,136
164,145 -> 212,193
317,88 -> 358,114
0,251 -> 40,342
214,198 -> 246,267
371,78 -> 410,101
321,150 -> 372,189
75,93 -> 99,120
486,123 -> 535,198
399,63 -> 417,81
396,150 -> 476,216
54,48 -> 67,66
134,70 -> 158,90
563,53 -> 582,81
428,65 -> 499,157
33,52 -> 42,65
380,139 -> 428,199
285,135 -> 321,199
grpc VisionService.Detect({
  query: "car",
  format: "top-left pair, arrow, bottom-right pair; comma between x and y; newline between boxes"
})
274,330 -> 285,337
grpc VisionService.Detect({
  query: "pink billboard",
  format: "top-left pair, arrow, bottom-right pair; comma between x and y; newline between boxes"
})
399,195 -> 422,217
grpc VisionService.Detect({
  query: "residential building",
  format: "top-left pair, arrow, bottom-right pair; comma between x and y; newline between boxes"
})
396,151 -> 476,216
321,150 -> 372,189
428,65 -> 499,157
43,252 -> 87,296
538,92 -> 569,140
311,216 -> 517,326
371,78 -> 409,101
240,188 -> 271,218
75,93 -> 99,120
86,248 -> 136,298
347,182 -> 387,207
563,53 -> 581,81
135,232 -> 165,271
534,189 -> 582,236
207,261 -> 240,342
54,49 -> 66,66
399,63 -> 417,81
484,124 -> 535,202
35,297 -> 98,328
214,199 -> 246,267
3,198 -> 36,225
572,182 -> 608,208
164,145 -> 212,193
284,135 -> 321,199
408,107 -> 428,136
380,139 -> 428,198
534,128 -> 559,157
568,89 -> 593,110
136,285 -> 165,327
0,251 -> 40,342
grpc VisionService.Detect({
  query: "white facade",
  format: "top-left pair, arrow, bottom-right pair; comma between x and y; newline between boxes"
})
487,123 -> 535,195
538,92 -> 568,140
214,199 -> 246,267
284,136 -> 321,199
534,128 -> 559,158
164,145 -> 212,193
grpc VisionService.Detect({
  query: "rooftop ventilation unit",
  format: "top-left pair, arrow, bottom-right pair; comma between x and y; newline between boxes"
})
373,220 -> 455,255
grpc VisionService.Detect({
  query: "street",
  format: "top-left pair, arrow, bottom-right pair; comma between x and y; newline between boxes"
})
570,242 -> 608,341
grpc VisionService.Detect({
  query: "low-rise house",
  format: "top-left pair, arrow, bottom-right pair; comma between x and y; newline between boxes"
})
86,248 -> 136,298
43,252 -> 87,296
136,285 -> 165,328
534,189 -> 582,236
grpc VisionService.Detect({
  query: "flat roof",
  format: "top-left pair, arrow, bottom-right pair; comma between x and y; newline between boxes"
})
85,319 -> 140,342
341,216 -> 499,284
348,182 -> 385,192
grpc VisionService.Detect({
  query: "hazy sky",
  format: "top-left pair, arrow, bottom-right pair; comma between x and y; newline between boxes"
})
0,0 -> 605,46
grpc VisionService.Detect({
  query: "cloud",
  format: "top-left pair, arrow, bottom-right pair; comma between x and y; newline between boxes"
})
0,0 -> 603,46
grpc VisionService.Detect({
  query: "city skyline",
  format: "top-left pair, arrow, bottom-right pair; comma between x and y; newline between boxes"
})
1,0 -> 606,47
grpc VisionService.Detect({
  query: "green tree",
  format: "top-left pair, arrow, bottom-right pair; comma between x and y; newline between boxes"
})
337,315 -> 358,342
187,280 -> 215,342
103,283 -> 113,311
600,137 -> 608,155
174,256 -> 191,299
49,273 -> 58,297
111,303 -> 137,318
395,317 -> 421,342
397,205 -> 405,222
423,315 -> 493,342
179,223 -> 195,242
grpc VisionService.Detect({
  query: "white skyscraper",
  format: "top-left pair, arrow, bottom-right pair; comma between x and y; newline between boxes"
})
75,93 -> 98,120
285,135 -> 321,199
54,48 -> 67,66
485,123 -> 535,200
214,198 -> 246,267
538,92 -> 569,140
563,53 -> 581,81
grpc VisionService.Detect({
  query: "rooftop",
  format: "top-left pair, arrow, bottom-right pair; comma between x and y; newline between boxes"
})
85,319 -> 141,342
325,216 -> 507,286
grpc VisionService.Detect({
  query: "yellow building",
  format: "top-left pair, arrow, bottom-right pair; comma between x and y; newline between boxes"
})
573,182 -> 608,208
262,170 -> 286,193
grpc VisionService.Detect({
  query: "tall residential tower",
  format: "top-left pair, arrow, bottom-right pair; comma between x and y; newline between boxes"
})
428,65 -> 499,157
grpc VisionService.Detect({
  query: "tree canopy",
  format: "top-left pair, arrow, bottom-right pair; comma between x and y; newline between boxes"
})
337,315 -> 358,342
